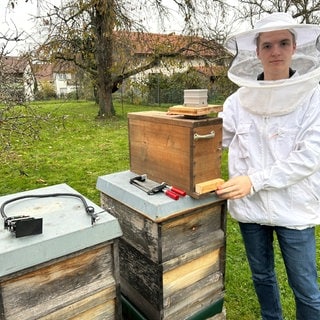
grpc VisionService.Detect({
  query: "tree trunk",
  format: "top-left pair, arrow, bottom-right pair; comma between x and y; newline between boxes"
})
93,0 -> 115,118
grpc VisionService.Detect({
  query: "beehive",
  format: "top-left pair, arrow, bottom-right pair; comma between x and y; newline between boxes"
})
184,89 -> 208,107
0,183 -> 122,320
97,171 -> 226,320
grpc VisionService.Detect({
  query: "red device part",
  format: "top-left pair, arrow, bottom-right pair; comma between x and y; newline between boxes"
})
169,186 -> 186,197
163,188 -> 179,200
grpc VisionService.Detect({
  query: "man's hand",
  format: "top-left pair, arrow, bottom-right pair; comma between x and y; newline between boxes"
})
215,176 -> 252,200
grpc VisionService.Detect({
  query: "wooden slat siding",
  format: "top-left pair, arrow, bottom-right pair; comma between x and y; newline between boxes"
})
161,205 -> 224,263
101,195 -> 161,263
118,240 -> 163,309
0,244 -> 118,320
38,287 -> 116,320
162,236 -> 224,273
101,195 -> 226,268
163,250 -> 222,319
120,279 -> 160,320
163,250 -> 220,296
100,192 -> 226,320
167,293 -> 224,320
57,299 -> 116,320
118,241 -> 224,320
163,272 -> 223,312
219,201 -> 227,284
113,239 -> 123,320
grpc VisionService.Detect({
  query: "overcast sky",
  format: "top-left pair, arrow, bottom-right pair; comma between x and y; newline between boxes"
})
0,0 -> 243,55
0,0 -> 185,54
0,0 -> 47,54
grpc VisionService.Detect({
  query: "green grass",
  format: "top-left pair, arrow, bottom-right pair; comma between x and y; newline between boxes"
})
1,99 -> 318,319
1,100 -> 166,203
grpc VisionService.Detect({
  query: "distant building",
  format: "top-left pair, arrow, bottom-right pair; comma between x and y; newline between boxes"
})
114,31 -> 228,81
1,32 -> 229,101
32,61 -> 77,98
0,56 -> 36,101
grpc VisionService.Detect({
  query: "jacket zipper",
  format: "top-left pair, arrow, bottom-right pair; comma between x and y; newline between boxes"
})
263,116 -> 273,224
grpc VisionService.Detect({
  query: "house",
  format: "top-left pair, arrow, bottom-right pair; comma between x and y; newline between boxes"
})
0,56 -> 36,101
1,32 -> 229,102
114,31 -> 229,81
112,31 -> 230,103
32,62 -> 77,98
0,56 -> 78,102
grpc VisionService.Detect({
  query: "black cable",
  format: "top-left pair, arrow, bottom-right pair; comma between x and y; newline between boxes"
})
0,192 -> 98,225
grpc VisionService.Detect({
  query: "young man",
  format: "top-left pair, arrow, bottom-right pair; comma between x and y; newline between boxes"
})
216,12 -> 320,320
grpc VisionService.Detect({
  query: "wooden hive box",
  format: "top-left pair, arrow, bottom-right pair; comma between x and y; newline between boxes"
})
97,171 -> 227,320
128,111 -> 222,198
0,184 -> 123,320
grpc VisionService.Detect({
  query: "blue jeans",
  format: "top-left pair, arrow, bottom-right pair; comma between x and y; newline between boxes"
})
239,222 -> 320,320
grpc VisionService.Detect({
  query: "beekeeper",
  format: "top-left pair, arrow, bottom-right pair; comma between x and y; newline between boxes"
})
216,12 -> 320,320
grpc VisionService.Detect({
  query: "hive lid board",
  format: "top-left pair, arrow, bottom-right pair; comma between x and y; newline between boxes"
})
96,170 -> 221,221
0,183 -> 122,278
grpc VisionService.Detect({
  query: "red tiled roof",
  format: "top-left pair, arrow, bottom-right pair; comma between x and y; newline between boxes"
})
115,31 -> 225,58
1,56 -> 29,74
32,61 -> 76,81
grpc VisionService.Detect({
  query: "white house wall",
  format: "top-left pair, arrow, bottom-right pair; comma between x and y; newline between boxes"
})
132,58 -> 207,82
23,64 -> 35,101
53,73 -> 76,97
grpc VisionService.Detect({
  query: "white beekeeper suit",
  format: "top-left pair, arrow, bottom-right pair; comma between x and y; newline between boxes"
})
219,12 -> 320,228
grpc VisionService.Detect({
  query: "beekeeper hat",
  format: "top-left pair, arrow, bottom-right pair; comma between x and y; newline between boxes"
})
225,12 -> 320,53
224,12 -> 320,116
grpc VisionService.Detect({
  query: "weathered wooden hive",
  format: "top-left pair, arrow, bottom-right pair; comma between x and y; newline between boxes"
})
97,171 -> 226,320
0,183 -> 122,320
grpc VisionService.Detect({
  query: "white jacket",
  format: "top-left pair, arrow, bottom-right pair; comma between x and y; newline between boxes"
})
219,86 -> 320,228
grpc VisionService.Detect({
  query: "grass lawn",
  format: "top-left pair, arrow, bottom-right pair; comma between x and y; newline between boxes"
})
1,99 -> 317,319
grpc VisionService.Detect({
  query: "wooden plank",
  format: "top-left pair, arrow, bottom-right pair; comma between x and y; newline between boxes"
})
102,195 -> 160,263
38,288 -> 116,320
193,123 -> 222,187
120,279 -> 161,320
60,299 -> 116,320
118,239 -> 163,309
164,275 -> 224,319
162,231 -> 224,272
166,292 -> 224,320
195,178 -> 225,194
161,205 -> 224,264
163,272 -> 223,315
112,240 -> 123,320
163,249 -> 220,296
167,105 -> 223,116
1,244 -> 117,320
129,117 -> 191,192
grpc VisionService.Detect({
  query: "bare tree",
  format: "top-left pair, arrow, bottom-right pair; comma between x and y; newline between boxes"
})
0,53 -> 50,151
31,0 -> 231,118
0,2 -> 59,152
4,0 -> 236,117
234,0 -> 320,25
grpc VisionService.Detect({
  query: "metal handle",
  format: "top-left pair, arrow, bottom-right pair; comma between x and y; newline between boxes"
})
194,130 -> 215,141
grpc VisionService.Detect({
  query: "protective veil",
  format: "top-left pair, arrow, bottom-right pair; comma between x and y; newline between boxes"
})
225,12 -> 320,116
